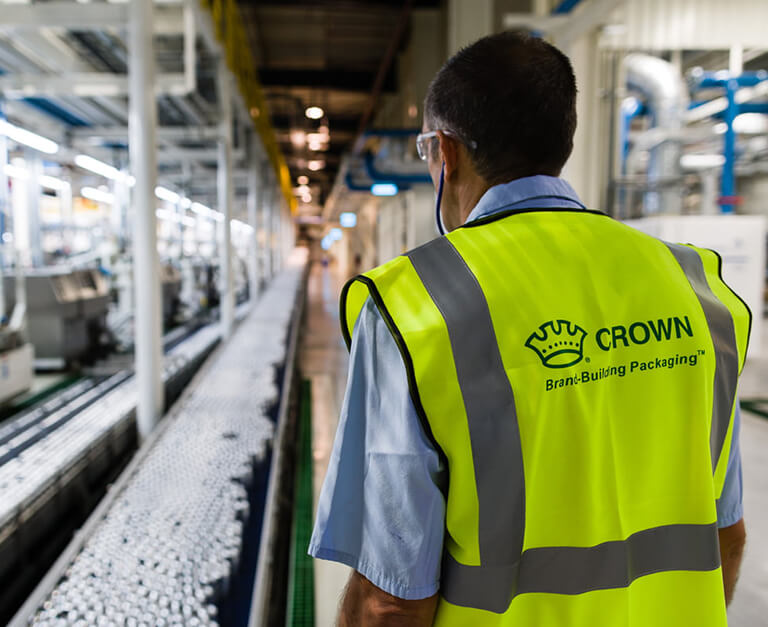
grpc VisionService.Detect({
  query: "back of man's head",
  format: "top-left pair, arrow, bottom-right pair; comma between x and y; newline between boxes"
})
424,31 -> 577,185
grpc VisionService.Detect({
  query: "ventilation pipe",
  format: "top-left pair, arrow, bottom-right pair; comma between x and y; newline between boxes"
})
624,54 -> 689,214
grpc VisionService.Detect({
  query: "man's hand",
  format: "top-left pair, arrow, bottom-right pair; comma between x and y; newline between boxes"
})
719,518 -> 746,606
338,571 -> 438,627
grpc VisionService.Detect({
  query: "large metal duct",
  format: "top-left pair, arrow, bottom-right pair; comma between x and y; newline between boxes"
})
624,53 -> 689,214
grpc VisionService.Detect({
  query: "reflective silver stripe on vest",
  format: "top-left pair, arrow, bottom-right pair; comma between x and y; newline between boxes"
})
441,523 -> 720,610
408,237 -> 525,613
665,243 -> 739,472
408,237 -> 723,614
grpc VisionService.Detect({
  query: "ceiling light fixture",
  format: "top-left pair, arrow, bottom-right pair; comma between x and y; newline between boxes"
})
0,120 -> 59,154
308,160 -> 325,171
371,183 -> 399,197
290,130 -> 307,148
75,154 -> 122,180
155,185 -> 181,203
305,106 -> 324,120
39,175 -> 71,192
297,175 -> 309,185
81,186 -> 115,204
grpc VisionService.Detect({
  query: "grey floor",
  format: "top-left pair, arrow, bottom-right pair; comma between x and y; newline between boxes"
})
305,261 -> 768,625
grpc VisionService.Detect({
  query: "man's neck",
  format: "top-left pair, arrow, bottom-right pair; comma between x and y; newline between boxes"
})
457,177 -> 491,226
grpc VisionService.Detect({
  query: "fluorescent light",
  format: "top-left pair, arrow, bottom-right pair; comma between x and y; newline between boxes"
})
296,185 -> 310,195
340,212 -> 357,228
233,219 -> 254,234
181,197 -> 192,209
181,216 -> 196,227
297,175 -> 309,185
305,106 -> 324,120
3,165 -> 68,190
0,120 -> 59,154
191,202 -> 224,222
290,130 -> 306,148
75,154 -> 121,180
191,202 -> 211,216
309,141 -> 324,152
39,175 -> 70,191
80,186 -> 114,204
371,183 -> 399,196
4,164 -> 29,180
155,208 -> 175,221
329,227 -> 343,241
308,160 -> 325,171
155,185 -> 180,203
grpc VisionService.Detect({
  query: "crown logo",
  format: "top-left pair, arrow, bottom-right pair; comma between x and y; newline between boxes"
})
525,320 -> 588,368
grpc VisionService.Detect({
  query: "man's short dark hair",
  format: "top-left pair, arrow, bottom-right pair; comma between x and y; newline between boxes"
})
424,31 -> 577,184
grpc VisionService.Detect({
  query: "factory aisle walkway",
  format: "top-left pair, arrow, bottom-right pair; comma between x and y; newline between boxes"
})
300,261 -> 351,626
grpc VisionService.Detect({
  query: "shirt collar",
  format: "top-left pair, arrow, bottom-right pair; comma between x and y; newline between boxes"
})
464,175 -> 585,224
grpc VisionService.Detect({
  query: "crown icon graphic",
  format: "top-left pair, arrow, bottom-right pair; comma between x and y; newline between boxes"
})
525,320 -> 588,368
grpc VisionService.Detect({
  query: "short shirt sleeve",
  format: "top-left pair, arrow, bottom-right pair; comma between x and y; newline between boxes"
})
716,402 -> 743,528
308,297 -> 446,600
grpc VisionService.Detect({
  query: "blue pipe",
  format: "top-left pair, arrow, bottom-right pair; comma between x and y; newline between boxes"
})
0,68 -> 89,127
694,70 -> 768,90
344,173 -> 373,192
722,80 -> 738,213
364,151 -> 431,184
620,98 -> 646,175
552,0 -> 583,14
345,172 -> 412,193
691,70 -> 768,213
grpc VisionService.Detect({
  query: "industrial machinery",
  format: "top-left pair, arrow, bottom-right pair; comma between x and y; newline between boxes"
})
3,268 -> 111,368
159,263 -> 182,328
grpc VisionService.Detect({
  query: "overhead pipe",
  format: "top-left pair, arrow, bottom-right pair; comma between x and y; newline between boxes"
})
624,53 -> 689,214
691,70 -> 768,213
352,0 -> 414,155
363,151 -> 431,185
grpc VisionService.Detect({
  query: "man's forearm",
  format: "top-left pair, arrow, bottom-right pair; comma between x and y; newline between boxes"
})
338,572 -> 362,627
719,519 -> 746,606
338,571 -> 438,627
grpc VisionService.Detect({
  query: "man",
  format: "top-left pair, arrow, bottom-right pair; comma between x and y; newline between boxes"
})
310,32 -> 748,626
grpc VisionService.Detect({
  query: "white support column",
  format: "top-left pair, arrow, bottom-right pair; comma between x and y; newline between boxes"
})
246,136 -> 261,302
129,0 -> 164,440
25,153 -> 43,268
217,59 -> 234,340
0,119 -> 7,320
447,0 -> 494,57
729,44 -> 744,75
261,173 -> 273,281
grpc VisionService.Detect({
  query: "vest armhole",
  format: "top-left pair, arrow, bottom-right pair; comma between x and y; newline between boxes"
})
705,248 -> 753,372
345,274 -> 449,479
339,275 -> 361,351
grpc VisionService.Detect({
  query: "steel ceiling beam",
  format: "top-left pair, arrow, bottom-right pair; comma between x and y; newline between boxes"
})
258,68 -> 397,92
70,126 -> 221,142
0,3 -> 184,34
0,73 -> 190,98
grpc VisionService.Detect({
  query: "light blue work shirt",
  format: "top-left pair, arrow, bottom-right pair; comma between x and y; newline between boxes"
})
308,175 -> 744,600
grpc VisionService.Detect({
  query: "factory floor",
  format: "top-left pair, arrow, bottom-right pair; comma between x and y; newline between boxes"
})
304,260 -> 768,627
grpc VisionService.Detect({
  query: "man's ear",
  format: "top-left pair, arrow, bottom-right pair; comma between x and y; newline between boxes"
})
436,131 -> 460,180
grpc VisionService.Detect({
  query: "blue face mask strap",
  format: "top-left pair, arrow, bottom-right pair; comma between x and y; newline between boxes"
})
436,161 -> 446,235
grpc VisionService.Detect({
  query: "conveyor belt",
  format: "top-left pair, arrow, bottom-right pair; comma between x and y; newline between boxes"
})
15,251 -> 307,627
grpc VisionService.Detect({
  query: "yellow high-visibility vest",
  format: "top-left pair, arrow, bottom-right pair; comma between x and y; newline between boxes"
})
341,208 -> 750,627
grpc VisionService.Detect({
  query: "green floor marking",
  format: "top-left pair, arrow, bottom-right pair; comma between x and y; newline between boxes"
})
286,379 -> 315,626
